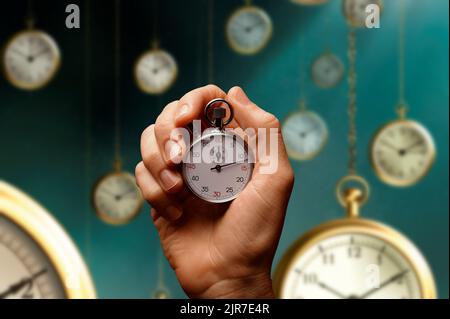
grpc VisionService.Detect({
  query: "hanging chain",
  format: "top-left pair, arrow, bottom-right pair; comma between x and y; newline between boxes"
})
114,0 -> 122,169
26,0 -> 35,28
347,27 -> 357,175
83,0 -> 92,265
207,0 -> 214,83
152,0 -> 159,48
396,0 -> 408,119
299,9 -> 307,110
244,0 -> 252,6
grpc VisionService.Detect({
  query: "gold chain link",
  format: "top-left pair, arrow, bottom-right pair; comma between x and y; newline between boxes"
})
347,27 -> 357,175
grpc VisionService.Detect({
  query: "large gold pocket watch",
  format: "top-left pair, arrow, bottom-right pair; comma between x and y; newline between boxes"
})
0,181 -> 96,299
274,176 -> 436,299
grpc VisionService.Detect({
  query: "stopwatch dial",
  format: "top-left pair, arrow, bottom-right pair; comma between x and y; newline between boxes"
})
3,30 -> 60,90
371,120 -> 435,187
0,215 -> 66,299
282,111 -> 328,160
280,233 -> 422,299
93,172 -> 143,224
183,134 -> 253,203
343,0 -> 382,27
311,53 -> 344,88
226,6 -> 272,55
135,49 -> 178,94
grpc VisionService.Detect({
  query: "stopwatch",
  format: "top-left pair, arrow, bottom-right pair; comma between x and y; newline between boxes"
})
182,99 -> 254,203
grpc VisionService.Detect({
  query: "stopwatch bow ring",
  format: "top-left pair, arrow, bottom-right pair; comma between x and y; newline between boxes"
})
204,98 -> 234,130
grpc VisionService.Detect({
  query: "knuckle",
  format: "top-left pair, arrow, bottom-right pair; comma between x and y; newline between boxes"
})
263,112 -> 280,129
142,185 -> 163,203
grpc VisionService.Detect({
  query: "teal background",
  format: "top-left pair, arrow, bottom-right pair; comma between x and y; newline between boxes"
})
0,0 -> 448,298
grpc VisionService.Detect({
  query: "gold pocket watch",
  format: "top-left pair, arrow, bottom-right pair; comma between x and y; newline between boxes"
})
370,114 -> 436,187
282,101 -> 328,161
311,52 -> 345,89
274,176 -> 436,299
290,0 -> 328,5
0,181 -> 96,299
92,160 -> 144,225
226,0 -> 273,55
2,19 -> 61,91
134,41 -> 178,95
342,0 -> 383,28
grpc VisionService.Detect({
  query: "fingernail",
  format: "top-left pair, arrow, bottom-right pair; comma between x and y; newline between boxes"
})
165,140 -> 182,163
233,87 -> 251,105
159,169 -> 180,191
165,206 -> 182,221
176,103 -> 190,121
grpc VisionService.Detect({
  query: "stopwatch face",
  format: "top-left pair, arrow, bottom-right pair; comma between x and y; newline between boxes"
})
93,171 -> 144,225
275,220 -> 436,299
311,53 -> 344,89
0,215 -> 66,299
342,0 -> 382,28
371,120 -> 435,187
134,49 -> 178,94
182,132 -> 254,203
282,111 -> 328,161
226,6 -> 273,55
3,30 -> 61,90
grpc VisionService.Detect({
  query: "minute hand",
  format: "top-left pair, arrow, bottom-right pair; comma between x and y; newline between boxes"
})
358,270 -> 409,299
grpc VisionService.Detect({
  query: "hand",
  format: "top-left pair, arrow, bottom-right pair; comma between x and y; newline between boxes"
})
136,85 -> 295,298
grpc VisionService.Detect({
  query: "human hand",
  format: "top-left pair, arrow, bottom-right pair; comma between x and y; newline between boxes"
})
136,85 -> 294,298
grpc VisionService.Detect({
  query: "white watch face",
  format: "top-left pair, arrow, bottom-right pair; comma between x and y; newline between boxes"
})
134,49 -> 178,94
279,233 -> 422,299
182,132 -> 254,203
3,30 -> 60,90
371,120 -> 435,187
0,215 -> 66,299
282,111 -> 328,160
311,53 -> 344,89
93,172 -> 143,224
226,6 -> 273,55
343,0 -> 382,27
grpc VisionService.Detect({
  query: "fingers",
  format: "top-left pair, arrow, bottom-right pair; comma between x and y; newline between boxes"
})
227,86 -> 280,130
141,124 -> 184,194
135,162 -> 183,221
175,84 -> 227,127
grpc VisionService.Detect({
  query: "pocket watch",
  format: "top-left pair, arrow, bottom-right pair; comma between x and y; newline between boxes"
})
92,161 -> 144,225
3,26 -> 61,91
370,118 -> 436,187
311,52 -> 345,89
0,181 -> 96,299
134,43 -> 178,95
226,1 -> 273,55
342,0 -> 383,28
274,177 -> 436,299
282,104 -> 328,161
182,99 -> 254,203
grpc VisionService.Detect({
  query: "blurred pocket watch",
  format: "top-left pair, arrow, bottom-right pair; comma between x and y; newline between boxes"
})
311,52 -> 345,89
226,0 -> 273,55
282,101 -> 328,161
290,0 -> 328,5
370,114 -> 436,187
274,177 -> 436,299
3,19 -> 60,91
0,181 -> 96,299
134,41 -> 178,95
92,160 -> 144,225
342,0 -> 383,28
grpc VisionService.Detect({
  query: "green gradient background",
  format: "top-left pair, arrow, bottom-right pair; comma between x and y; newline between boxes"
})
0,0 -> 448,298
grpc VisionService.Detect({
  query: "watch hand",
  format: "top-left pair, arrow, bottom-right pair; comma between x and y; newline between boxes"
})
358,269 -> 409,299
380,140 -> 400,152
32,47 -> 50,59
316,281 -> 348,299
403,140 -> 424,153
210,161 -> 244,172
11,48 -> 29,60
299,125 -> 319,138
0,269 -> 47,299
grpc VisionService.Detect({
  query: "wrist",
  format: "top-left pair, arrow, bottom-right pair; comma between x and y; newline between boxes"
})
191,272 -> 275,299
